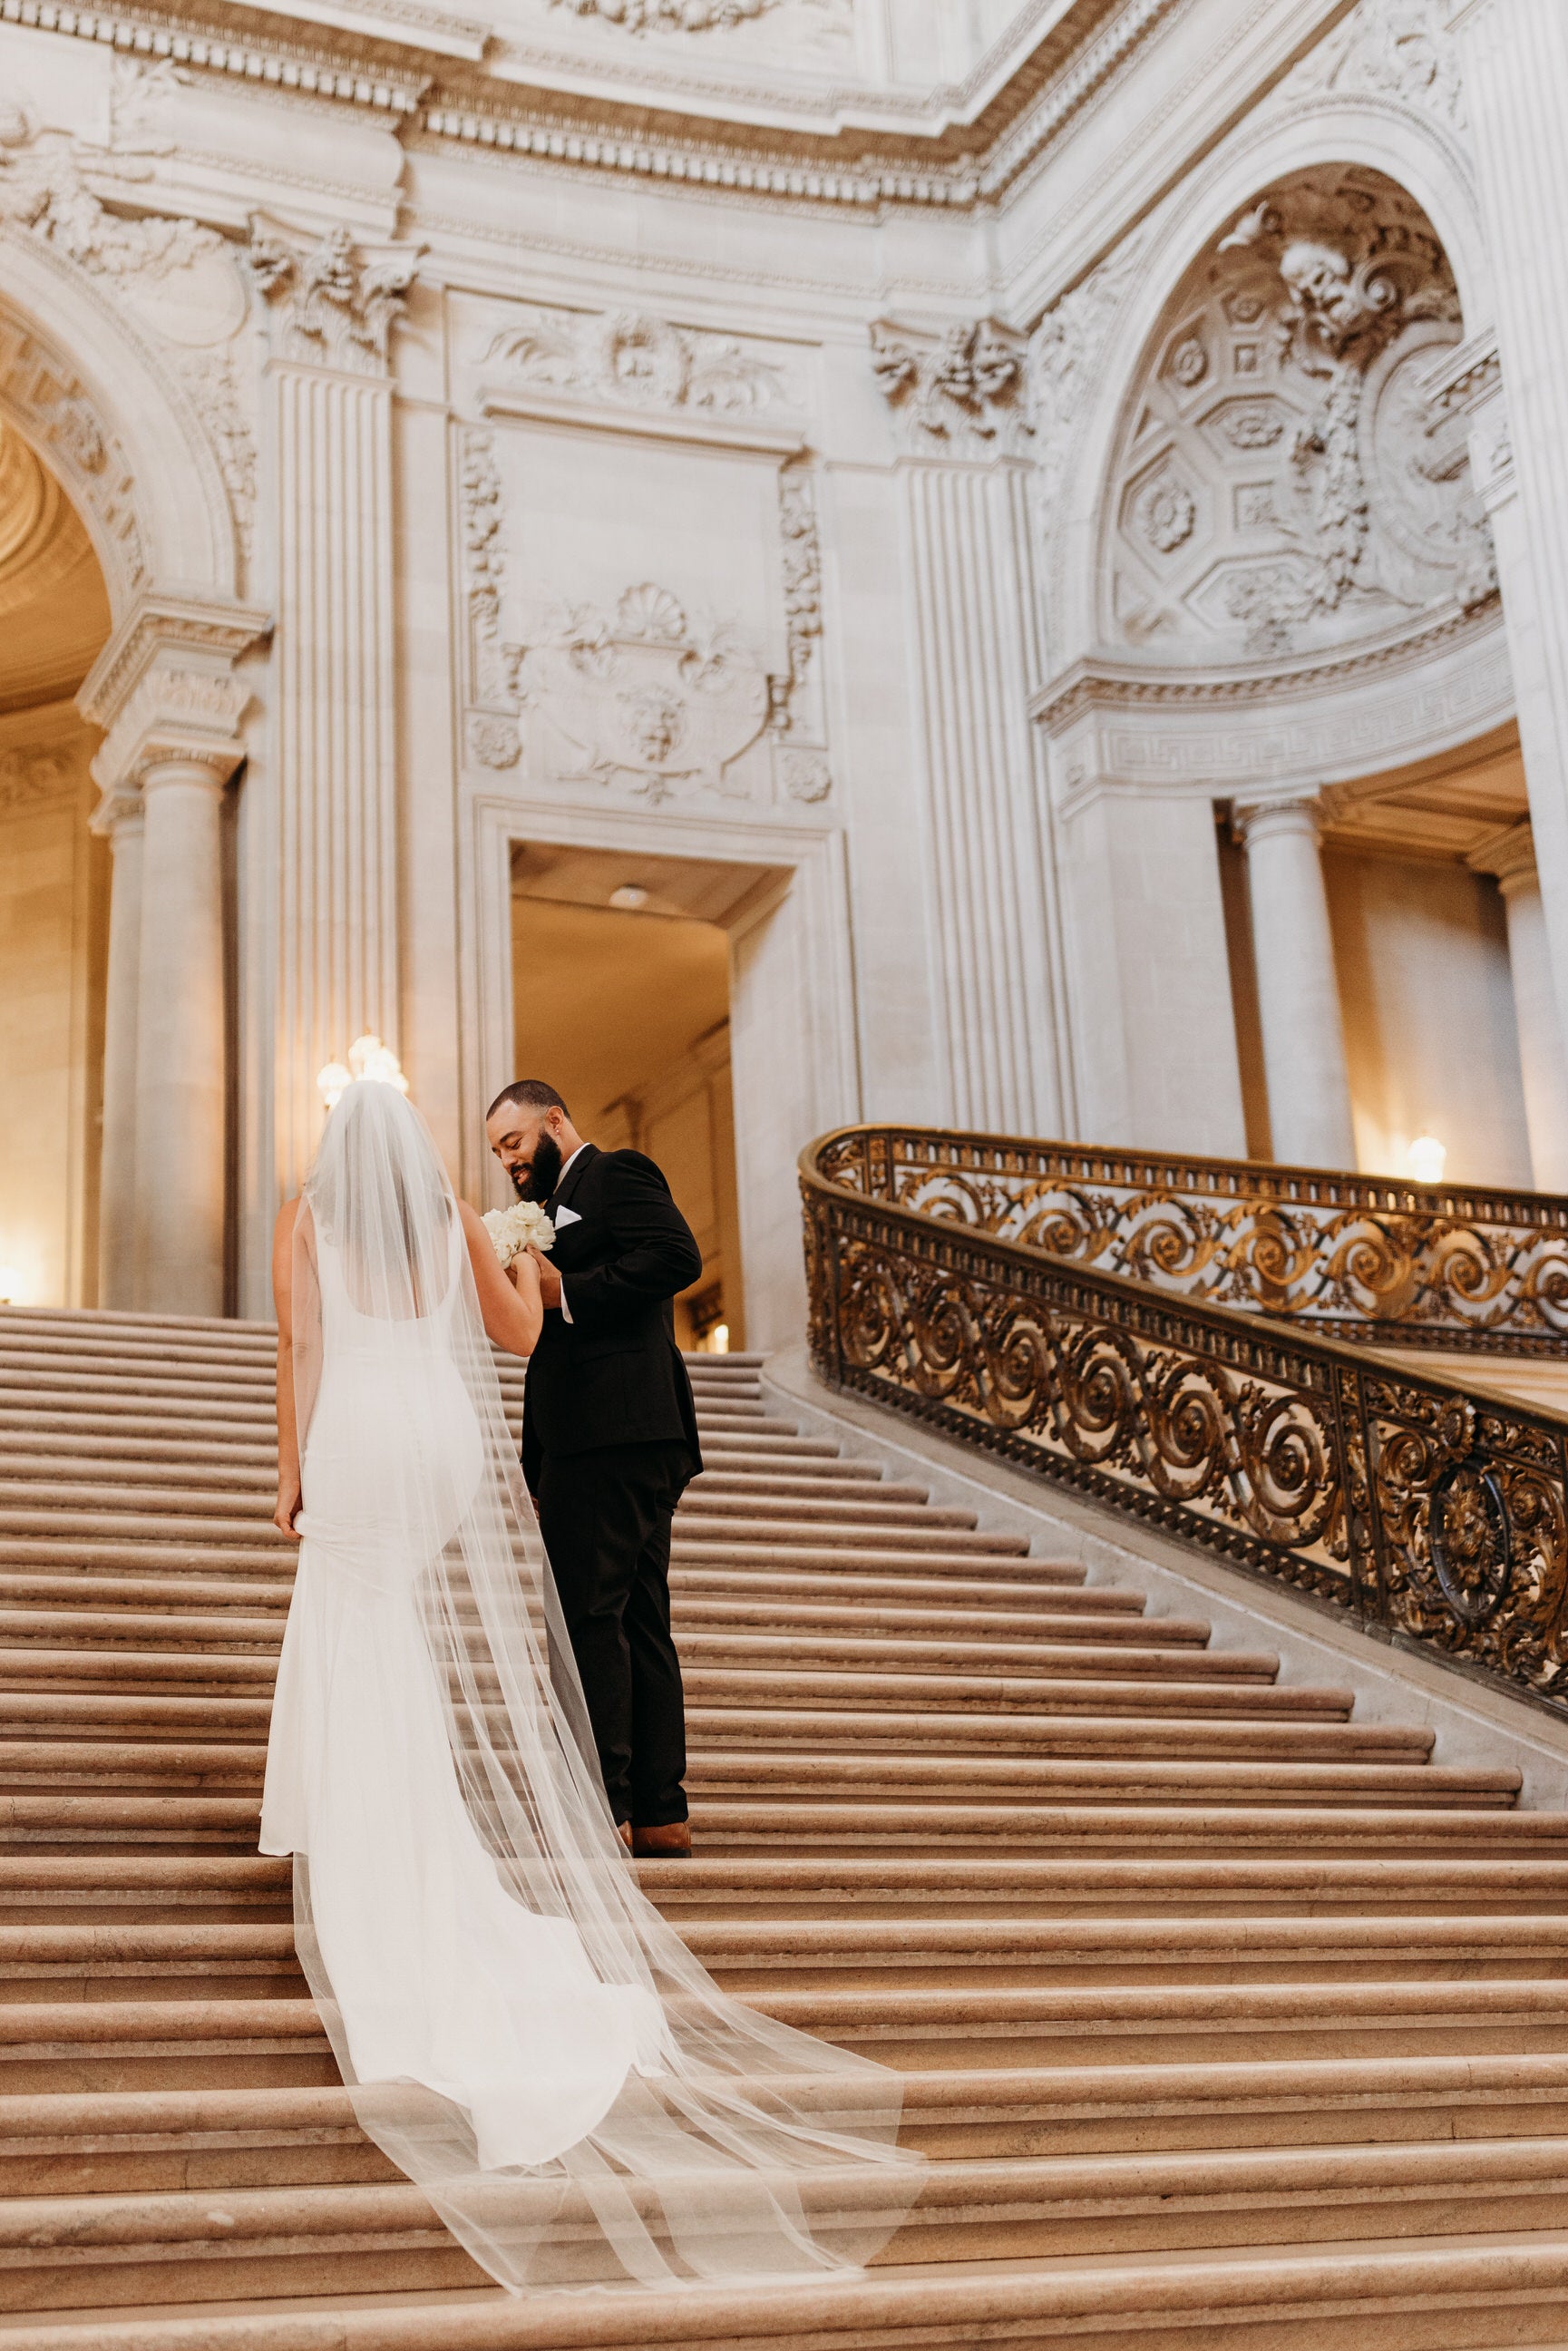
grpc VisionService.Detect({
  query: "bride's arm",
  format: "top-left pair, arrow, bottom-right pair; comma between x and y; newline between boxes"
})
459,1199 -> 544,1357
273,1198 -> 303,1541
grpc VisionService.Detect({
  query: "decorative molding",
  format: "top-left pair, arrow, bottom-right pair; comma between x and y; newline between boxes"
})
248,216 -> 424,377
777,746 -> 832,802
460,428 -> 510,709
871,317 -> 1032,457
513,581 -> 772,803
79,591 -> 271,735
1098,167 -> 1495,668
542,0 -> 837,33
467,710 -> 521,769
0,312 -> 148,596
0,101 -> 259,575
0,0 -> 430,114
777,456 -> 821,699
1283,0 -> 1466,127
480,304 -> 800,419
1036,600 -> 1505,730
92,660 -> 250,802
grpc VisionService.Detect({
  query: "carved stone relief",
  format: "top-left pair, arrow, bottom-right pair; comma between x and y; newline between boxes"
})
540,0 -> 851,40
0,93 -> 258,580
0,312 -> 146,594
871,318 -> 1032,457
514,583 -> 771,803
479,303 -> 802,419
1102,167 -> 1494,662
248,218 -> 423,377
457,419 -> 829,806
1285,0 -> 1465,128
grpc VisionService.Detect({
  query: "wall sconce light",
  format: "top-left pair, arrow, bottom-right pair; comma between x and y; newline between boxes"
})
317,1034 -> 411,1111
1407,1135 -> 1447,1185
609,884 -> 650,911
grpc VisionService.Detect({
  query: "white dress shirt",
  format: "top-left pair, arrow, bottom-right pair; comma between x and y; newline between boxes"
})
552,1143 -> 587,1324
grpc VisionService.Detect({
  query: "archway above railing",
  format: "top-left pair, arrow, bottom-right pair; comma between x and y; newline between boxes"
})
802,1125 -> 1568,1722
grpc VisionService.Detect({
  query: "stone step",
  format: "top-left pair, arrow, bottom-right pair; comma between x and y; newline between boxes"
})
0,1564 -> 1135,1628
13,2235 -> 1568,2351
7,1852 -> 1568,1927
0,1606 -> 1222,1669
0,1741 -> 1511,1814
0,1638 -> 1322,1708
9,2139 -> 1568,2315
12,1786 -> 1545,1861
0,1691 -> 1414,1761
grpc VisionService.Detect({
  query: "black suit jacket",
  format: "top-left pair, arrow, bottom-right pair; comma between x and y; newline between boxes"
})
521,1143 -> 704,1486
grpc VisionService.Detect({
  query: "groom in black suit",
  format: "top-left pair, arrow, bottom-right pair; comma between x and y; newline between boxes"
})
486,1079 -> 703,1858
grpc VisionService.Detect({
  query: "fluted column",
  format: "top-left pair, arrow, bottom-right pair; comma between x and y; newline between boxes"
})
1235,798 -> 1357,1170
93,800 -> 144,1310
1449,0 -> 1568,1082
1473,824 -> 1568,1190
249,217 -> 421,1186
872,317 -> 1070,1136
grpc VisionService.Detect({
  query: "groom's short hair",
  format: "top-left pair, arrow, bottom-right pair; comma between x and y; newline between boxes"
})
487,1078 -> 571,1124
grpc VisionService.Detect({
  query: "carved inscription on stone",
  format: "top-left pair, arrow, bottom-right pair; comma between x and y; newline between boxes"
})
1103,167 -> 1494,661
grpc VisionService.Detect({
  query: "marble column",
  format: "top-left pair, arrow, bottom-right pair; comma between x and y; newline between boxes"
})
93,801 -> 144,1311
1235,798 -> 1357,1171
85,641 -> 253,1320
133,756 -> 234,1317
1474,823 -> 1568,1191
872,317 -> 1071,1138
1448,0 -> 1568,1084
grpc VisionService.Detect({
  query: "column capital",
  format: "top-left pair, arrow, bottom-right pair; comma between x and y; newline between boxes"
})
870,316 -> 1033,460
1232,794 -> 1326,848
248,213 -> 426,379
79,592 -> 272,739
91,665 -> 250,810
1468,818 -> 1538,894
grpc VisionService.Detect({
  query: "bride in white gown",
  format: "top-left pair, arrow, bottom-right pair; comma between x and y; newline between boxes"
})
259,1075 -> 921,2293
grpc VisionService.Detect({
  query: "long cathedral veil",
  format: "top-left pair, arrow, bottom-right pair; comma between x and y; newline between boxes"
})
273,1079 -> 922,2292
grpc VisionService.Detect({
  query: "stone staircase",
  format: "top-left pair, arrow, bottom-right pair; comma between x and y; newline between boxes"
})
2,1306 -> 1568,2348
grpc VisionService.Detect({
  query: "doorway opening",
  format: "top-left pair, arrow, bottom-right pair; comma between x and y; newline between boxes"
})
0,419 -> 112,1306
509,842 -> 776,1351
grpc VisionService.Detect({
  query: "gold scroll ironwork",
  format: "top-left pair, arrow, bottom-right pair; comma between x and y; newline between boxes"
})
815,1127 -> 1568,1355
803,1128 -> 1568,1717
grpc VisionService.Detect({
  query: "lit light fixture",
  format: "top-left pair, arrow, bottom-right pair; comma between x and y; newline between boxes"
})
609,884 -> 650,912
706,1322 -> 730,1356
1407,1134 -> 1447,1185
317,1034 -> 411,1111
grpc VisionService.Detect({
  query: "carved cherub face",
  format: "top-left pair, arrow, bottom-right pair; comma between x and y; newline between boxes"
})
1280,238 -> 1356,324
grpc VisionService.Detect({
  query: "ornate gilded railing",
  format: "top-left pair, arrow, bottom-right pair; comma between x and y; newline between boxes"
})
803,1126 -> 1568,1720
815,1127 -> 1568,1355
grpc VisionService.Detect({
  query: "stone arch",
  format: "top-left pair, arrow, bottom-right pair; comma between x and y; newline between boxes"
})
0,226 -> 243,625
1047,95 -> 1491,679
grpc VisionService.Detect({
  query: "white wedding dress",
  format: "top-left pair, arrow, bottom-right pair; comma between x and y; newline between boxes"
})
259,1080 -> 920,2293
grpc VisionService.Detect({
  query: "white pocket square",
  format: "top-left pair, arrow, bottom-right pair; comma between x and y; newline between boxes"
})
553,1205 -> 583,1228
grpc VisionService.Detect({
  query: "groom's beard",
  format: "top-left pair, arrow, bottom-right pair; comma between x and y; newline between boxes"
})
514,1131 -> 563,1204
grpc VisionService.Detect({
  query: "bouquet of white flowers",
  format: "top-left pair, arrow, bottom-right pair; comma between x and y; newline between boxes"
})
482,1201 -> 556,1269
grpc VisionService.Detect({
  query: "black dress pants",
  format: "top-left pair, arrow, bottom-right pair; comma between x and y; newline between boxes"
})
534,1439 -> 692,1828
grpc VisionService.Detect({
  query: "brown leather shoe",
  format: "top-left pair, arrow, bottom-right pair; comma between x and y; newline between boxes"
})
632,1821 -> 692,1858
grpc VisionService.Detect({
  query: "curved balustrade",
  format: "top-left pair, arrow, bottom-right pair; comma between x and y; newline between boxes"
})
815,1126 -> 1568,1355
802,1126 -> 1568,1720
